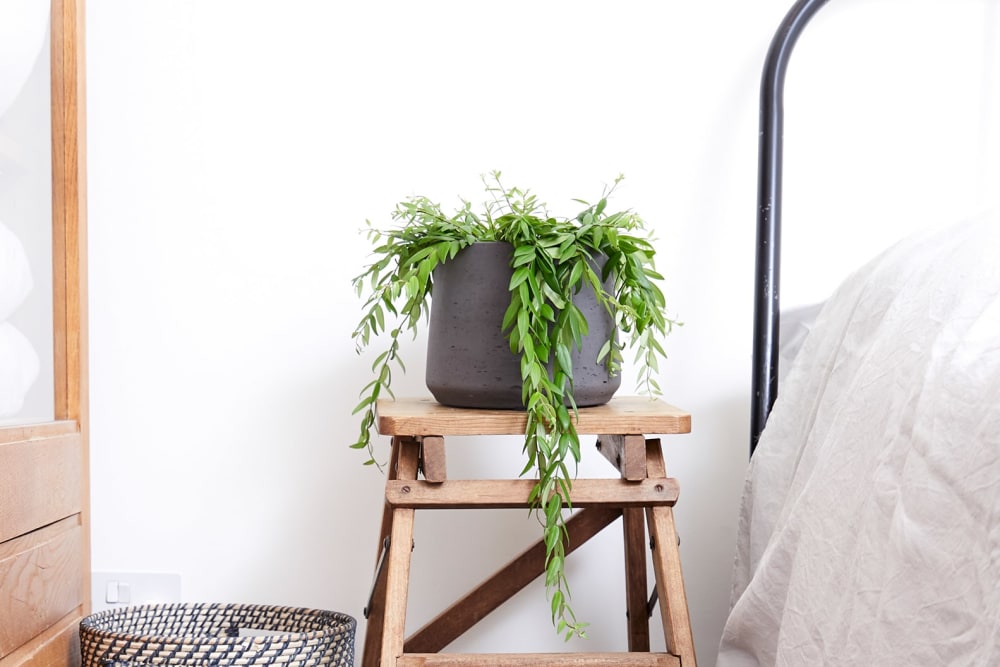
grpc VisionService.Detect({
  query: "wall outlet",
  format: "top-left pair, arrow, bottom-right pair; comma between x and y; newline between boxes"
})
92,572 -> 181,613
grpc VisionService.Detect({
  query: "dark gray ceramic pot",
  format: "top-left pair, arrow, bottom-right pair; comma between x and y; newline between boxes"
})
425,241 -> 621,409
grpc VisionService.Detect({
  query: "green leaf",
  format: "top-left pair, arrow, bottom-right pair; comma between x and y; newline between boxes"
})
568,260 -> 584,288
417,258 -> 434,286
564,305 -> 587,346
406,275 -> 420,297
556,405 -> 571,430
546,553 -> 564,582
517,310 -> 529,347
509,266 -> 530,290
502,301 -> 520,332
557,239 -> 577,262
554,344 -> 573,379
596,339 -> 612,363
512,245 -> 536,266
522,336 -> 536,364
351,395 -> 375,415
371,350 -> 389,371
542,283 -> 566,309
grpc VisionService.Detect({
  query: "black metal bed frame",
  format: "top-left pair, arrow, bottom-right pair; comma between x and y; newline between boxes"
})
751,0 -> 831,456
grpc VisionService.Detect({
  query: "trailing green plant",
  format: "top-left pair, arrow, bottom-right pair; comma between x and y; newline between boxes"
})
351,172 -> 677,640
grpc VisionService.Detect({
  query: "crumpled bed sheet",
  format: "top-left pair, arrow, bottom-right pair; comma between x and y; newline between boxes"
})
718,213 -> 1000,666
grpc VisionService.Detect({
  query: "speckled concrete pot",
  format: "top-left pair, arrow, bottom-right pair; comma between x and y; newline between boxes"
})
425,241 -> 620,409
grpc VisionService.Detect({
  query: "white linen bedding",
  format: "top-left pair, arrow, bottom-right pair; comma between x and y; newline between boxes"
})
778,301 -> 824,383
718,213 -> 1000,666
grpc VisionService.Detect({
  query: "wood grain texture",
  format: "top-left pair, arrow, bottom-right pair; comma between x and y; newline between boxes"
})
419,436 -> 446,483
0,517 -> 83,660
385,478 -> 678,509
51,0 -> 91,627
397,653 -> 680,667
623,507 -> 650,652
362,438 -> 406,667
596,434 -> 647,481
0,434 -> 82,544
379,439 -> 420,666
0,611 -> 80,667
0,422 -> 77,446
643,440 -> 696,667
51,0 -> 88,426
376,397 -> 690,437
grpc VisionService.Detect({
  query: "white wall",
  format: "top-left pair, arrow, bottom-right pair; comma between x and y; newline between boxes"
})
86,1 -> 998,664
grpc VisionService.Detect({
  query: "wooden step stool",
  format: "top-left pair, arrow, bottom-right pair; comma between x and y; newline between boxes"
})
362,396 -> 695,667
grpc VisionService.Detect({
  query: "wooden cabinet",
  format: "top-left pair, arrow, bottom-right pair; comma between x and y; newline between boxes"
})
0,1 -> 89,665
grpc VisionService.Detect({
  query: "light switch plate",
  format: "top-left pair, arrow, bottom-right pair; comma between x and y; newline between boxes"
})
91,572 -> 181,613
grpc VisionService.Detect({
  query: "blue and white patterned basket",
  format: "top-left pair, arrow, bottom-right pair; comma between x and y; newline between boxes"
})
80,603 -> 355,666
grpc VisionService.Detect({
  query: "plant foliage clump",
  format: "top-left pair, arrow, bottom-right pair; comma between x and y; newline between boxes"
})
351,172 -> 677,640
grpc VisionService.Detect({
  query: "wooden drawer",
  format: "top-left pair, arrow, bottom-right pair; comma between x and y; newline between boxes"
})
0,425 -> 82,545
0,516 -> 84,659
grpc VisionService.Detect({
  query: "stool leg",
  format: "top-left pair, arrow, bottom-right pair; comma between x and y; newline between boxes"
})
623,507 -> 651,651
644,439 -> 696,666
362,437 -> 402,667
379,437 -> 421,667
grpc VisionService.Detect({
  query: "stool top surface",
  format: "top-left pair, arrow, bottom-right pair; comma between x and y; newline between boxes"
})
375,396 -> 690,437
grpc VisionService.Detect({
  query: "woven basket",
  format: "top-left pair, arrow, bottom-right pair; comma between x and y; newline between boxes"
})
80,603 -> 355,667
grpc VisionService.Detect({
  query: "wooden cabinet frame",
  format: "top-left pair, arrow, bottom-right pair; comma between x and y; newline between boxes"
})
0,0 -> 89,664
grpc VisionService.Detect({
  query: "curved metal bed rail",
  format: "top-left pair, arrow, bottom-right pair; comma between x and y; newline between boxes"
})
751,0 -> 831,456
